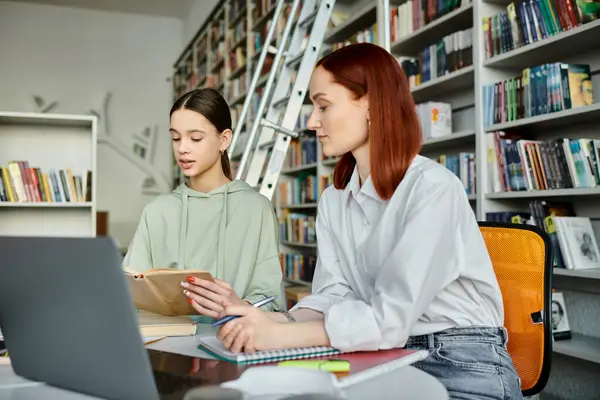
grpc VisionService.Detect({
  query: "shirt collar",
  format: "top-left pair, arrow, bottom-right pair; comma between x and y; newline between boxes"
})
344,165 -> 385,203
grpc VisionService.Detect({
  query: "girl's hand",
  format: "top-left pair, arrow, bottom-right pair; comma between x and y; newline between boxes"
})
181,277 -> 247,318
217,305 -> 283,353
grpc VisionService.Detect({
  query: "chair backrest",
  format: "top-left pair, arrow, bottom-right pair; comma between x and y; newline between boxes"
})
478,221 -> 552,397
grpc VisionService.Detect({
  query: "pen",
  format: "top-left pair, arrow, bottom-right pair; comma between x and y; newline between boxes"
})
211,296 -> 276,327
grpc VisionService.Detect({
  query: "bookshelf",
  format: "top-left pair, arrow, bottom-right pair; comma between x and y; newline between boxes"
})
0,111 -> 97,237
175,2 -> 600,395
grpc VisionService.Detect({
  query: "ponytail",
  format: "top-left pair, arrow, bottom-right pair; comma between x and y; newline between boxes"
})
221,150 -> 233,180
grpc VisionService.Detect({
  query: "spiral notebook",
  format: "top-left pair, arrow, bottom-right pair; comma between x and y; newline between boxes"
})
197,336 -> 342,364
196,336 -> 430,381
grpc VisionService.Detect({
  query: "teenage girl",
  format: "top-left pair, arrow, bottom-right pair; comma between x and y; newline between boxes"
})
123,88 -> 286,317
213,43 -> 523,400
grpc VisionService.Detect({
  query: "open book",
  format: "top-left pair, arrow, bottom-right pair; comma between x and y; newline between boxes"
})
124,267 -> 214,316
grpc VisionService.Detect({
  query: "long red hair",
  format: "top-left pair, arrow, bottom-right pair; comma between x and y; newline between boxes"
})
316,43 -> 422,200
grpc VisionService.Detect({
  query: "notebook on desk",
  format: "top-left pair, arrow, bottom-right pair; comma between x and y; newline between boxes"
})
197,336 -> 341,364
196,335 -> 430,387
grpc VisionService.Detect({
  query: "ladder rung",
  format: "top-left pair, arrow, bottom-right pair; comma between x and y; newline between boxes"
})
258,140 -> 276,150
299,9 -> 319,28
261,118 -> 299,138
272,96 -> 290,109
286,50 -> 305,68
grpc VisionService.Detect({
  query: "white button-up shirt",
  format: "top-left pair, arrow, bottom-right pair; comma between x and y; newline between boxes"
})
292,155 -> 504,353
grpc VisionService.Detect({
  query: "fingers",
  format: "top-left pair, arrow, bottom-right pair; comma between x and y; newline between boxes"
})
220,323 -> 242,350
185,289 -> 223,314
219,322 -> 252,353
230,329 -> 247,353
188,297 -> 221,318
213,278 -> 233,289
182,282 -> 225,306
243,336 -> 256,353
187,277 -> 231,297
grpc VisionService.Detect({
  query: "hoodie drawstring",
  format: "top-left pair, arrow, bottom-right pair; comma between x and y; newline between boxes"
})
217,188 -> 228,278
177,184 -> 229,275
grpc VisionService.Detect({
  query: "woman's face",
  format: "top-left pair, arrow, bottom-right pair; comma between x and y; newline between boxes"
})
170,109 -> 227,178
306,66 -> 370,158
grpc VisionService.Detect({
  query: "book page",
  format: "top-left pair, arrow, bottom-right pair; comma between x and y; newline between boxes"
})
126,274 -> 174,315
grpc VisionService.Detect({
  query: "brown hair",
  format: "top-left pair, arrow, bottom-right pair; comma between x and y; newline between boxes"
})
316,43 -> 422,200
170,88 -> 233,180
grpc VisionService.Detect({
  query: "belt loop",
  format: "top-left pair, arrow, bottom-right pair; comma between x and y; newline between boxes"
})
500,327 -> 508,346
427,333 -> 435,350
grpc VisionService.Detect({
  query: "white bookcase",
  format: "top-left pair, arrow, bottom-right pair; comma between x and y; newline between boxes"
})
0,111 -> 98,237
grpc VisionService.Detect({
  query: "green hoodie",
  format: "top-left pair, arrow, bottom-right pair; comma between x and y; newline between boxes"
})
123,180 -> 286,312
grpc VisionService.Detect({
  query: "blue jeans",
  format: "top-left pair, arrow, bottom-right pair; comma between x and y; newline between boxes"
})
404,327 -> 523,400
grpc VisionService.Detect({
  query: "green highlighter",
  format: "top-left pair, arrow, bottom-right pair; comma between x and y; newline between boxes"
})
277,359 -> 350,372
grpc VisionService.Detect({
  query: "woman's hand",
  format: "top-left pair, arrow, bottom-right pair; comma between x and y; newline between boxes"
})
181,277 -> 247,318
217,305 -> 283,353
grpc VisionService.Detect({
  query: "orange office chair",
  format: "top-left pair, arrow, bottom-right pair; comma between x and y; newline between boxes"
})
478,221 -> 553,397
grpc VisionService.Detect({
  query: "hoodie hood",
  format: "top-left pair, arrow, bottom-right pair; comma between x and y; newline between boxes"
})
172,180 -> 254,276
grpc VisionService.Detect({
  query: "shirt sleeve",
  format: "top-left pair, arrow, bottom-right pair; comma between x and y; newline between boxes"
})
243,199 -> 286,312
322,180 -> 465,352
291,191 -> 357,314
122,207 -> 153,273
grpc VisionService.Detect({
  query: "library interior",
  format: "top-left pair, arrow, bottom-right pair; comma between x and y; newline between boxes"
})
0,0 -> 599,399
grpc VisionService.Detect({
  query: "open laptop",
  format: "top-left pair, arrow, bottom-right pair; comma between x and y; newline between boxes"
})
0,236 -> 218,400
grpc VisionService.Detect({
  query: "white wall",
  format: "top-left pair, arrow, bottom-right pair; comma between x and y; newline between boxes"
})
182,0 -> 219,47
0,1 -> 183,247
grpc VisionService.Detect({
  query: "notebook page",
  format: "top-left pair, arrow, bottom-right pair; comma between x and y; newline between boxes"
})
197,336 -> 341,364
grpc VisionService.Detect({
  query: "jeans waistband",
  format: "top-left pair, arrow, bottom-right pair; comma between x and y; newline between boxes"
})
405,326 -> 508,350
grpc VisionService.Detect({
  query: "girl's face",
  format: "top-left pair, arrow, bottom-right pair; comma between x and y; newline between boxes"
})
306,66 -> 370,158
170,109 -> 229,178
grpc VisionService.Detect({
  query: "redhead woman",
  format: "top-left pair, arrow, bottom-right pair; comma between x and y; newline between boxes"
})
214,43 -> 522,400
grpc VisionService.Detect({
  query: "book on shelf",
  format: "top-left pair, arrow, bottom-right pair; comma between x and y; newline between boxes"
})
399,27 -> 473,88
0,160 -> 92,204
281,252 -> 316,283
487,200 -> 600,271
123,267 -> 214,316
330,22 -> 377,51
482,0 -> 599,60
486,131 -> 600,193
482,63 -> 594,127
278,175 -> 319,205
285,133 -> 318,169
390,0 -> 472,43
437,153 -> 476,196
279,212 -> 316,245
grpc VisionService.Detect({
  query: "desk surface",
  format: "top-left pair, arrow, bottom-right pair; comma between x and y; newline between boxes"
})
0,329 -> 448,400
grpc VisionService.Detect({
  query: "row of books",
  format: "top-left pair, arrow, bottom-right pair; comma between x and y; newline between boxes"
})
284,135 -> 318,168
0,161 -> 92,204
331,23 -> 377,52
483,0 -> 596,60
279,212 -> 316,245
399,27 -> 473,89
249,4 -> 292,59
486,132 -> 600,193
486,201 -> 600,271
437,153 -> 476,196
278,175 -> 319,206
390,0 -> 471,44
280,252 -> 316,284
482,62 -> 593,127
